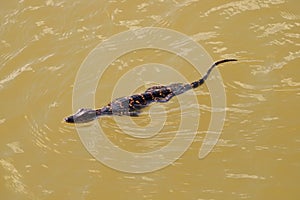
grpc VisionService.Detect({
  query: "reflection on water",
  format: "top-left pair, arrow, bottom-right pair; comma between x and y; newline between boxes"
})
1,0 -> 299,199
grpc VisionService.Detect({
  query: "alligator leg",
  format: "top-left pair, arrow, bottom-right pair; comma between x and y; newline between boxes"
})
145,85 -> 166,93
129,111 -> 140,117
155,93 -> 175,103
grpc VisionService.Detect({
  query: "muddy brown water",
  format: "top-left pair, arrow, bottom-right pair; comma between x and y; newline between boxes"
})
1,1 -> 299,199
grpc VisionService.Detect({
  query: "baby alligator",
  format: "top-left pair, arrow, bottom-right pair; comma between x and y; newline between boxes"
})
65,59 -> 237,123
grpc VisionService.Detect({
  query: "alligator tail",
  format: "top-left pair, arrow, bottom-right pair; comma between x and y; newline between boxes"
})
190,59 -> 237,88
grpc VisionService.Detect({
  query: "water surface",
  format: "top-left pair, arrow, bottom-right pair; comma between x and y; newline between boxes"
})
1,0 -> 299,199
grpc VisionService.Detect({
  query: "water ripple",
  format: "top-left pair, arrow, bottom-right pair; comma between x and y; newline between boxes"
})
202,0 -> 285,17
226,172 -> 266,180
0,159 -> 28,195
251,50 -> 300,74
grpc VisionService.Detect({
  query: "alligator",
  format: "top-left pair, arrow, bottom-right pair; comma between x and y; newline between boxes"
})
65,59 -> 237,123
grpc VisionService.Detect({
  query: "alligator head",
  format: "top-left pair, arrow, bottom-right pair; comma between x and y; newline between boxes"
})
65,108 -> 98,123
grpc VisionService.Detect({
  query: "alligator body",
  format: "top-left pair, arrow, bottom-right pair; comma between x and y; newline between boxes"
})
65,59 -> 237,123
